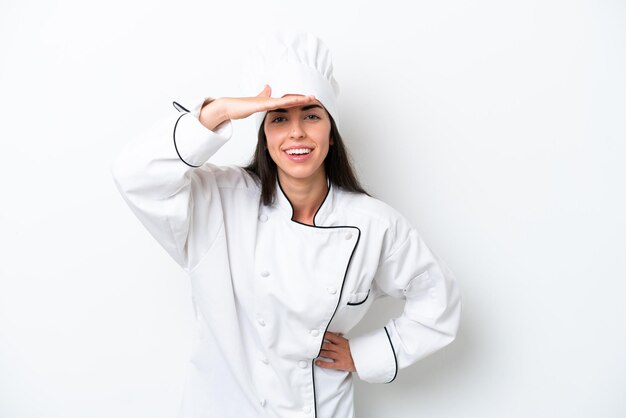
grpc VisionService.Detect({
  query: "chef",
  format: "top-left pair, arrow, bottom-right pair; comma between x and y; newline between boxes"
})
111,32 -> 461,418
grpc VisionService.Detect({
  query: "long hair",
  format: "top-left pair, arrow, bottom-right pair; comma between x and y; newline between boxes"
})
243,114 -> 371,206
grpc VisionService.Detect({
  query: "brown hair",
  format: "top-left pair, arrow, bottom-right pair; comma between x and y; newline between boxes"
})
243,114 -> 371,206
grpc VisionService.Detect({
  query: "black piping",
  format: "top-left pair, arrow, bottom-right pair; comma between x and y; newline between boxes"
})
277,175 -> 331,227
346,289 -> 370,306
311,360 -> 317,417
172,101 -> 190,113
278,177 -> 361,418
310,229 -> 359,417
311,179 -> 330,226
383,326 -> 398,383
173,112 -> 201,168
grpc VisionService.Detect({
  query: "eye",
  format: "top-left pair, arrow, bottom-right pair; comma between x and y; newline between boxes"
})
305,114 -> 321,120
271,116 -> 286,123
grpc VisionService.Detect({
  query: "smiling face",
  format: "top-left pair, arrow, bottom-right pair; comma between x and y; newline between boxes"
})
264,97 -> 333,185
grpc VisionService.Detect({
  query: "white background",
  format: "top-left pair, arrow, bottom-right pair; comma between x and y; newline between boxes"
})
1,0 -> 625,417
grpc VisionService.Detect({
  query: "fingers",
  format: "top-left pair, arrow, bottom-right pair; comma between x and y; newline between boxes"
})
315,331 -> 356,372
319,334 -> 344,361
317,343 -> 341,363
321,341 -> 340,353
321,333 -> 347,353
255,84 -> 315,108
315,358 -> 339,369
319,349 -> 338,360
279,94 -> 316,108
260,94 -> 317,112
315,356 -> 354,372
219,90 -> 318,122
324,331 -> 348,344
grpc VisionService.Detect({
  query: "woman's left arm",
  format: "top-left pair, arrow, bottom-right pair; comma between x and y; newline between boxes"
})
347,227 -> 462,383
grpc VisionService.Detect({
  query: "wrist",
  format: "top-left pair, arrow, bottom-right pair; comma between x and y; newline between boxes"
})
199,98 -> 227,131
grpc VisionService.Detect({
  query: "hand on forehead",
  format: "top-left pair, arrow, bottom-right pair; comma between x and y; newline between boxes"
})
262,92 -> 321,113
275,94 -> 324,109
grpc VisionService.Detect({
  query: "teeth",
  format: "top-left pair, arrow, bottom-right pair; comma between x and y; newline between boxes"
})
286,148 -> 311,155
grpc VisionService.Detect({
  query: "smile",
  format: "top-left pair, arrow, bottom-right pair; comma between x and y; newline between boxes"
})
285,148 -> 312,155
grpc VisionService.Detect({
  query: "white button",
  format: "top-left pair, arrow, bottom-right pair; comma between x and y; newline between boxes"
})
259,214 -> 268,222
261,357 -> 269,364
303,405 -> 312,414
298,360 -> 308,369
310,329 -> 320,337
260,270 -> 270,277
257,316 -> 266,326
260,398 -> 266,407
345,232 -> 353,240
327,287 -> 337,295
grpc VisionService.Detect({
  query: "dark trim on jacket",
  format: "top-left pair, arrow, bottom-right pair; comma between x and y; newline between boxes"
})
383,326 -> 399,383
172,112 -> 201,168
347,289 -> 370,306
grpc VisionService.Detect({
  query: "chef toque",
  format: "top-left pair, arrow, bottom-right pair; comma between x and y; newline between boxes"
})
242,31 -> 341,133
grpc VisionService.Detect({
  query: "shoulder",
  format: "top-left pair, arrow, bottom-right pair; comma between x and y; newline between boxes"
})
337,189 -> 410,226
335,188 -> 414,248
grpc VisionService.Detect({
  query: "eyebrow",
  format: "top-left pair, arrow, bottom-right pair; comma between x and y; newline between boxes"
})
268,104 -> 324,114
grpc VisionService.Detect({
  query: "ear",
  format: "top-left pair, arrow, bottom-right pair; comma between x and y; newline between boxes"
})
330,136 -> 334,146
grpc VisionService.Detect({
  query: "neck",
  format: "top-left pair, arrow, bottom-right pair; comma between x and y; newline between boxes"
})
278,169 -> 328,225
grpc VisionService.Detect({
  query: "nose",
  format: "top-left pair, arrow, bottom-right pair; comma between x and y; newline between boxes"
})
289,119 -> 306,139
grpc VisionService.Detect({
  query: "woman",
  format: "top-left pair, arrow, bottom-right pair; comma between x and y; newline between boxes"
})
112,32 -> 460,418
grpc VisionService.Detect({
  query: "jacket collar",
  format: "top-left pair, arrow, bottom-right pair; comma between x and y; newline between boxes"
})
274,175 -> 334,226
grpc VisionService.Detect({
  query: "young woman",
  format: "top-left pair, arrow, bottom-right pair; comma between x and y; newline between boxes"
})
112,32 -> 461,418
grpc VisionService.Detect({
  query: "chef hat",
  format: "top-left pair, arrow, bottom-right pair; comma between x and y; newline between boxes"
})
241,31 -> 341,133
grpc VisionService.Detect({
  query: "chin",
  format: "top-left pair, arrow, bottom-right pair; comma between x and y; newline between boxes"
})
278,165 -> 324,181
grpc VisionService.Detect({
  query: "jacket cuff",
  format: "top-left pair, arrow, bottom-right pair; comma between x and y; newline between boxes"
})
349,327 -> 398,383
172,108 -> 233,167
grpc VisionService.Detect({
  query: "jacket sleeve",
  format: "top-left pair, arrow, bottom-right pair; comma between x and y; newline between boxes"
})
349,227 -> 461,383
110,98 -> 234,272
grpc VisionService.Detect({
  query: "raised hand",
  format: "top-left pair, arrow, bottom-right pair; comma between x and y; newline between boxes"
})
199,85 -> 317,131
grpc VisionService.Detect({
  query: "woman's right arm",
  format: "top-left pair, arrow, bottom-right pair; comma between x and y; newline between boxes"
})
111,98 -> 235,272
110,87 -> 317,272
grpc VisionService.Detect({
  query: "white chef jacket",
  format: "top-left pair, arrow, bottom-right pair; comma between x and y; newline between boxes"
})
111,99 -> 461,418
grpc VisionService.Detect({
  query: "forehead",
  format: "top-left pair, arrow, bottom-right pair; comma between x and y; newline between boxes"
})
267,98 -> 326,114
